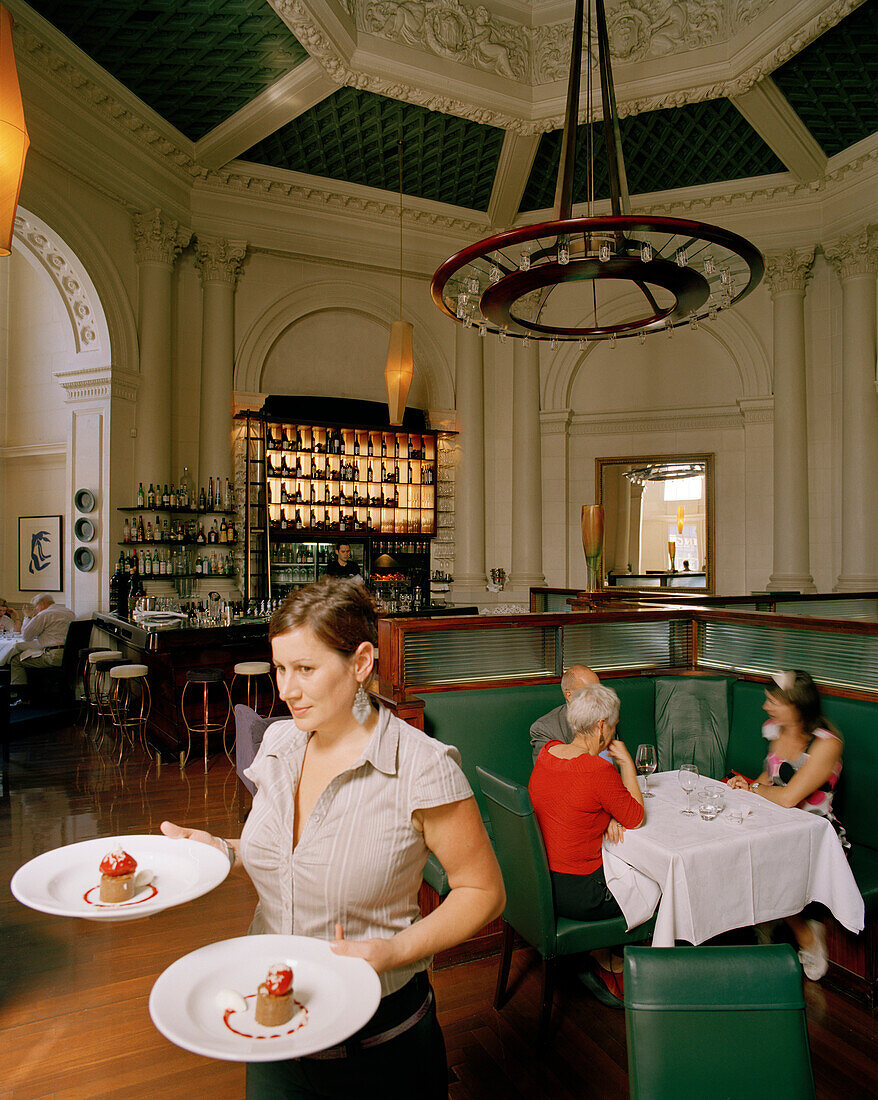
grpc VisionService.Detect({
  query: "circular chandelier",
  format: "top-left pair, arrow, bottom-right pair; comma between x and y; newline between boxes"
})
431,0 -> 764,344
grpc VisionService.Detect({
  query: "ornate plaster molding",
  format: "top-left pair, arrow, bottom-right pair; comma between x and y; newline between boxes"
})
737,396 -> 774,424
53,365 -> 139,403
15,24 -> 202,182
570,404 -> 742,435
823,226 -> 878,281
132,208 -> 192,266
763,246 -> 816,296
194,236 -> 248,285
540,409 -> 573,435
13,212 -> 102,354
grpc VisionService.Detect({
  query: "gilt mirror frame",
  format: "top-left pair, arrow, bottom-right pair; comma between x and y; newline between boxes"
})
595,453 -> 715,595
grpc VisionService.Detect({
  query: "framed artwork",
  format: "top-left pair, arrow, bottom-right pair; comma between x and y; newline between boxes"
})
19,515 -> 63,592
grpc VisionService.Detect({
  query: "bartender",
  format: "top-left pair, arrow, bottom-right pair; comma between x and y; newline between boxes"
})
323,543 -> 362,579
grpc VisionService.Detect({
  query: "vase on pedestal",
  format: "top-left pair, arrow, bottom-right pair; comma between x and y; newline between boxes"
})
581,505 -> 604,592
668,539 -> 676,571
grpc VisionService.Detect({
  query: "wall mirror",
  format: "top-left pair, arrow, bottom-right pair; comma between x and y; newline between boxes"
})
596,454 -> 715,594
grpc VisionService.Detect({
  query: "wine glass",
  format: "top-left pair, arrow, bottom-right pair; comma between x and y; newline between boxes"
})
678,763 -> 699,815
635,744 -> 658,798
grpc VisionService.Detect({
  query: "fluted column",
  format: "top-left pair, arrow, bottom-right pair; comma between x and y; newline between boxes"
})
194,236 -> 247,489
825,227 -> 878,591
132,209 -> 190,487
764,247 -> 816,593
509,339 -> 545,591
451,326 -> 486,600
614,472 -> 632,575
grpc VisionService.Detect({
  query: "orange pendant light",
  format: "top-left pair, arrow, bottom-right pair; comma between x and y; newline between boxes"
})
677,505 -> 685,534
0,5 -> 29,256
385,319 -> 414,426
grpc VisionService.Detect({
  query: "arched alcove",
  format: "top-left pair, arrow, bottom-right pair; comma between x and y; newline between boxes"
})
236,281 -> 454,412
1,207 -> 120,611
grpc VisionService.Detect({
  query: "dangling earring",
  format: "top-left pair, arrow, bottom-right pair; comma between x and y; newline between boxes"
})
352,682 -> 371,724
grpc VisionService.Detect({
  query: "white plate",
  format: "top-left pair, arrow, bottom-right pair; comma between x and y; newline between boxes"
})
10,835 -> 230,922
149,934 -> 382,1061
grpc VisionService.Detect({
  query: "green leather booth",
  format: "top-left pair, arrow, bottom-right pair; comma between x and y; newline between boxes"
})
419,674 -> 878,919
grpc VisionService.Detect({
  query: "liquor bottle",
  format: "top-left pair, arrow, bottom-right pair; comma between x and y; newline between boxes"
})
295,456 -> 302,477
162,484 -> 169,507
324,508 -> 331,528
214,480 -> 222,510
408,463 -> 413,484
295,427 -> 302,451
137,482 -> 145,507
310,483 -> 316,504
394,437 -> 399,458
381,436 -> 387,457
353,435 -> 360,456
367,435 -> 374,457
381,461 -> 387,483
311,458 -> 318,479
196,524 -> 206,544
147,483 -> 156,509
310,509 -> 317,528
294,508 -> 303,529
123,517 -> 131,543
394,462 -> 400,483
324,483 -> 331,504
295,485 -> 303,504
219,518 -> 227,543
145,519 -> 154,542
137,515 -> 145,541
367,463 -> 373,482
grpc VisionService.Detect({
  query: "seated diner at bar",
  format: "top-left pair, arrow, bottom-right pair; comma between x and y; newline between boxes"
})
2,0 -> 877,1094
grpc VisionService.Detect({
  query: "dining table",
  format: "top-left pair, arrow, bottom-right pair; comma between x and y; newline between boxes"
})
0,633 -> 22,666
602,770 -> 865,948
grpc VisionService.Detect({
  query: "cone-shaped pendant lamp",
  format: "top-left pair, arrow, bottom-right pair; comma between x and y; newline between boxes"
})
0,5 -> 29,256
385,137 -> 413,425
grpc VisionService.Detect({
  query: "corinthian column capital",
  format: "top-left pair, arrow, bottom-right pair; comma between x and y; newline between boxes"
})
824,227 -> 878,281
194,236 -> 247,286
132,208 -> 191,266
763,246 -> 816,297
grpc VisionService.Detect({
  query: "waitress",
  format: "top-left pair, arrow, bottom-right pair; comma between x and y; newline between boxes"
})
162,577 -> 504,1098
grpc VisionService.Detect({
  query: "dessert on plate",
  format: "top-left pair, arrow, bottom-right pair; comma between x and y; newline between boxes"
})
99,847 -> 137,902
255,963 -> 294,1026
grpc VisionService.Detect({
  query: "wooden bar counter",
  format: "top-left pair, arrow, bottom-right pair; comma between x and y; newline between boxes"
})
94,611 -> 272,759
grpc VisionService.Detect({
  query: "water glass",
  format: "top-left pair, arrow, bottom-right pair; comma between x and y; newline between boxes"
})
678,763 -> 699,815
697,786 -> 725,820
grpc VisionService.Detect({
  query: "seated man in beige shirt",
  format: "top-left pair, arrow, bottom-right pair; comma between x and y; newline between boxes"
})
9,592 -> 74,697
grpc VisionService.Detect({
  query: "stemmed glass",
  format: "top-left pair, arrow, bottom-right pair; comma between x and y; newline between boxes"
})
635,744 -> 657,798
678,763 -> 699,815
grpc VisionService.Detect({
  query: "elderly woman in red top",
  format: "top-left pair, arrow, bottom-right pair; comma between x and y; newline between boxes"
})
528,682 -> 644,1004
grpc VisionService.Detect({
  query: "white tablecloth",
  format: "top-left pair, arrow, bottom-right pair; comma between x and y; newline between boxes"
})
602,770 -> 865,947
0,635 -> 22,666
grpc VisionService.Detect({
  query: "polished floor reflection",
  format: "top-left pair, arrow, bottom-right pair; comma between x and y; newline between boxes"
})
2,723 -> 877,1099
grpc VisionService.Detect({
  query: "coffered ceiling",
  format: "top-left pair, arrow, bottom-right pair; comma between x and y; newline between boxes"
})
14,0 -> 878,221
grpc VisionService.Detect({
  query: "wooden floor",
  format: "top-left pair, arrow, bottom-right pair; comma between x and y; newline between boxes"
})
2,723 -> 877,1100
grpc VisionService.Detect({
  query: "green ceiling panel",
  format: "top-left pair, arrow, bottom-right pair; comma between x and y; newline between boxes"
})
27,0 -> 308,142
773,1 -> 878,157
520,99 -> 786,213
242,87 -> 505,211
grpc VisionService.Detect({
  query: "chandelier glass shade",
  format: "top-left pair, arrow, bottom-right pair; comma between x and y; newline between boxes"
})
431,0 -> 763,343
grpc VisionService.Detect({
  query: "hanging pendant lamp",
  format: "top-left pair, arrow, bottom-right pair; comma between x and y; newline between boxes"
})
0,5 -> 29,256
385,137 -> 414,425
431,0 -> 763,343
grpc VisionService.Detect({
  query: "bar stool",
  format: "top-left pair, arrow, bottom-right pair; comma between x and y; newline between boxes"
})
180,667 -> 233,772
108,664 -> 152,763
231,661 -> 276,718
88,651 -> 126,743
79,646 -> 112,729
